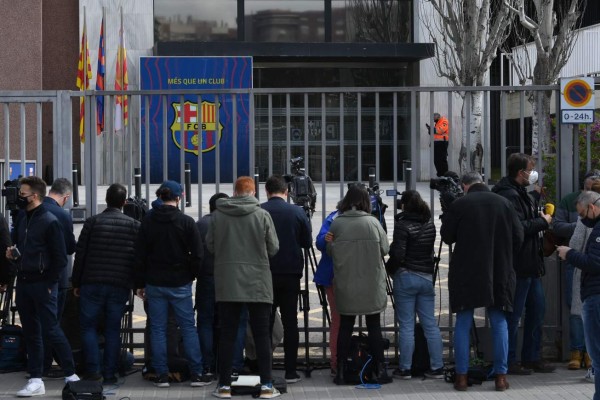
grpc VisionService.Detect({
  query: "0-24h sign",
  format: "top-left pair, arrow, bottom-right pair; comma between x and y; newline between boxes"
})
560,77 -> 595,124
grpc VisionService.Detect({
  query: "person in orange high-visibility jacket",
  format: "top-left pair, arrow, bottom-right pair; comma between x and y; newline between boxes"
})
426,113 -> 449,177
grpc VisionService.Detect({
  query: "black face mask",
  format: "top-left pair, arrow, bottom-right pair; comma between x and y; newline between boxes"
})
16,195 -> 30,210
582,217 -> 599,228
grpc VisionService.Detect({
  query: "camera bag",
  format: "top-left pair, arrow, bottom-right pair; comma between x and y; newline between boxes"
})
62,380 -> 105,400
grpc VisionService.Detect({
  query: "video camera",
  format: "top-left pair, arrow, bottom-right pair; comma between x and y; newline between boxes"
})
430,172 -> 463,212
348,181 -> 388,232
2,179 -> 20,211
284,157 -> 317,219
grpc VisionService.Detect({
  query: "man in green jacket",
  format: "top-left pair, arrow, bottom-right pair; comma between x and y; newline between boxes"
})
206,176 -> 280,399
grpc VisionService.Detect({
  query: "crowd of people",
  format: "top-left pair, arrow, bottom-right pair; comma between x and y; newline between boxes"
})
0,153 -> 597,399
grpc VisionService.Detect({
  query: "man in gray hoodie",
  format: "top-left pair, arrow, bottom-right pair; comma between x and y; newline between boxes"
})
206,176 -> 280,399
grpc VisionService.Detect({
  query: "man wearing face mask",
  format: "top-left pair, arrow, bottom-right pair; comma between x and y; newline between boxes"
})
557,191 -> 600,400
5,176 -> 79,397
492,153 -> 554,375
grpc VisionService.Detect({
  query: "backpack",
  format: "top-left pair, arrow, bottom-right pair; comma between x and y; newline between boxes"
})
231,376 -> 288,397
123,197 -> 148,222
62,380 -> 105,400
411,323 -> 430,376
0,323 -> 26,373
342,334 -> 377,385
142,357 -> 190,383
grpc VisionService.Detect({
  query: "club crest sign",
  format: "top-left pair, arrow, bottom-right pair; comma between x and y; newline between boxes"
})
171,101 -> 223,155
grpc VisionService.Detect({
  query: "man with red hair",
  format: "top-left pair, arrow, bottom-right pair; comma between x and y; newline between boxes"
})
207,176 -> 281,399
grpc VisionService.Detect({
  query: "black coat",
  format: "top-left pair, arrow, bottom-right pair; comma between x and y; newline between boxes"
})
441,186 -> 524,312
492,177 -> 548,278
387,212 -> 436,275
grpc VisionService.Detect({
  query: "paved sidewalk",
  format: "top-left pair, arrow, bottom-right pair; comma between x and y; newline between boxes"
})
0,365 -> 594,399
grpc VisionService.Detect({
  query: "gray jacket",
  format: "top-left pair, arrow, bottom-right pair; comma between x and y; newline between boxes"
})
206,195 -> 279,303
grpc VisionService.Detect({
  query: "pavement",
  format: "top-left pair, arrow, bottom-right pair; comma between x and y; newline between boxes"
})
0,365 -> 595,399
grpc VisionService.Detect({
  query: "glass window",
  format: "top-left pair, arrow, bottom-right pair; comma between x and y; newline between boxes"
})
245,0 -> 324,42
154,0 -> 237,42
331,0 -> 412,43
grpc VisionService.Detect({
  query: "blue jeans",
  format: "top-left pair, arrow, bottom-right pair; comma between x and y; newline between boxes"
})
393,271 -> 444,370
582,294 -> 600,400
146,283 -> 202,375
455,308 -> 508,374
507,277 -> 545,364
565,263 -> 586,351
16,281 -> 75,378
43,286 -> 68,371
79,284 -> 129,378
196,276 -> 247,372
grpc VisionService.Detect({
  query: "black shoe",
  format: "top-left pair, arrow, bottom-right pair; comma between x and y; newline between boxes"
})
521,360 -> 556,373
190,372 -> 212,387
424,368 -> 444,379
154,373 -> 170,388
285,372 -> 301,384
376,362 -> 392,384
507,363 -> 532,375
392,368 -> 412,380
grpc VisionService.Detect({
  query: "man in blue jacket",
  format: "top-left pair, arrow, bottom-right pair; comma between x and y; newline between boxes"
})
261,175 -> 312,383
6,176 -> 79,397
558,190 -> 600,400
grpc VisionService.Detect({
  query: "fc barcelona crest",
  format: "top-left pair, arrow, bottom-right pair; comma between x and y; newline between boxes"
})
170,100 -> 223,155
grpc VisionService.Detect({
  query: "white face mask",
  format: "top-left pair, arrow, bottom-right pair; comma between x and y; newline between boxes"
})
527,170 -> 539,185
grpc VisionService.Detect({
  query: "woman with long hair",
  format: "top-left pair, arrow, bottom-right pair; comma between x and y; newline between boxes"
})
326,184 -> 391,384
386,190 -> 444,379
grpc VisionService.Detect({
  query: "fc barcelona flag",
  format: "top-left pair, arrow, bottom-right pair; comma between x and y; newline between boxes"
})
76,12 -> 92,143
96,16 -> 105,136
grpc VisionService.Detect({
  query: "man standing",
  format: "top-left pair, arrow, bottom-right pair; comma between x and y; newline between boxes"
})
134,180 -> 208,388
261,175 -> 312,383
207,176 -> 280,399
72,183 -> 140,384
558,190 -> 600,400
441,172 -> 524,391
6,176 -> 79,397
42,178 -> 76,376
426,112 -> 449,177
492,153 -> 554,374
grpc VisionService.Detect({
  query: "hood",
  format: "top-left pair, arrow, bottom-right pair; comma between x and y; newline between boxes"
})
150,204 -> 180,223
216,195 -> 261,216
492,176 -> 523,195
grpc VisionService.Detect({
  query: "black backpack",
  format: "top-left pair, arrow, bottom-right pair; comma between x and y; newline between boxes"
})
0,280 -> 26,373
123,197 -> 148,222
411,323 -> 430,377
343,334 -> 377,385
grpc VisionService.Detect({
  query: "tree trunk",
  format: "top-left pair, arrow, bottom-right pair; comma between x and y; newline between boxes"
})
531,89 -> 553,156
459,91 -> 484,175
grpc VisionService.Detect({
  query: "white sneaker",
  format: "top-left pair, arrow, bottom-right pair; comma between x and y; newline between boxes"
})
17,379 -> 45,397
585,367 -> 595,383
65,373 -> 80,384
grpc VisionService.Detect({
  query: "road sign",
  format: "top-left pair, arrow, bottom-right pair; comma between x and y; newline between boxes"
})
560,77 -> 595,124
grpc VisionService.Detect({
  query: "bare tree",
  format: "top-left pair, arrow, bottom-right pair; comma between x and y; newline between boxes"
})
505,0 -> 586,155
349,0 -> 411,43
423,0 -> 515,173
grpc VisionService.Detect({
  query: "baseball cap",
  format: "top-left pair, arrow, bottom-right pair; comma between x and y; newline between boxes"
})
158,180 -> 183,197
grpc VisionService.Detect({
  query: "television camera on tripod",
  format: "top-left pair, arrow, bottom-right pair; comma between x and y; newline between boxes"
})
284,157 -> 317,220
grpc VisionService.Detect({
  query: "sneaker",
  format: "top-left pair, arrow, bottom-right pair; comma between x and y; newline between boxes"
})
64,373 -> 80,384
17,379 -> 45,397
212,385 -> 232,399
285,371 -> 302,383
190,372 -> 213,387
392,368 -> 412,380
259,383 -> 281,399
154,373 -> 170,388
424,368 -> 444,379
521,360 -> 556,373
585,367 -> 595,383
507,363 -> 532,375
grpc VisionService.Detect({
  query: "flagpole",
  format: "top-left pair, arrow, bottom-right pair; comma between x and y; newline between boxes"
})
80,6 -> 86,187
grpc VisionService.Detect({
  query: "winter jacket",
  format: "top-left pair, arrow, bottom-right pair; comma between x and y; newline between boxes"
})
553,191 -> 580,242
387,211 -> 436,275
441,185 -> 524,312
313,211 -> 337,287
72,208 -> 140,290
12,204 -> 67,283
327,210 -> 389,316
492,176 -> 548,278
206,195 -> 279,303
566,218 -> 600,301
43,197 -> 76,289
196,214 -> 214,276
261,197 -> 312,276
134,204 -> 202,288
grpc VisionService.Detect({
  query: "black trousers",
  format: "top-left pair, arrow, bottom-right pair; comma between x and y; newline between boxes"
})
337,313 -> 384,365
270,274 -> 300,374
218,302 -> 272,386
434,140 -> 449,177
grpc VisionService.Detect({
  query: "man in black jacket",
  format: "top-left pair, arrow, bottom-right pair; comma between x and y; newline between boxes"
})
6,176 -> 79,397
441,172 -> 524,391
261,175 -> 312,383
72,183 -> 140,383
134,181 -> 207,388
492,153 -> 554,374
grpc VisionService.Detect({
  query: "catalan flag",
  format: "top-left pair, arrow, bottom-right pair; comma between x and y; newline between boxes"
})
76,14 -> 92,143
114,8 -> 128,132
96,16 -> 105,136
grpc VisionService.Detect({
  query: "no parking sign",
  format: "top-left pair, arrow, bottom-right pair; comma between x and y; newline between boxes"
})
560,77 -> 595,124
